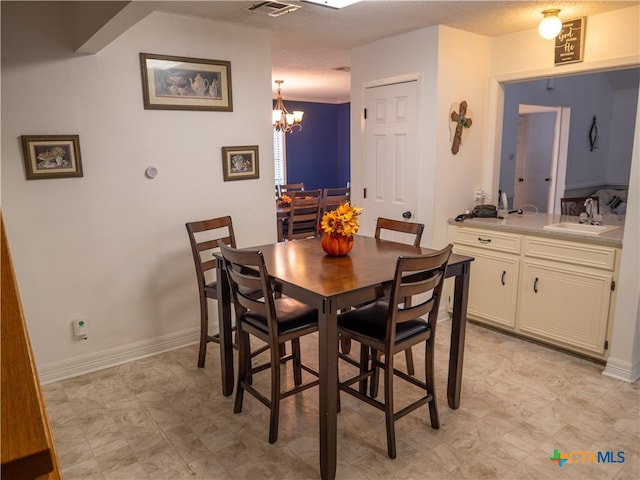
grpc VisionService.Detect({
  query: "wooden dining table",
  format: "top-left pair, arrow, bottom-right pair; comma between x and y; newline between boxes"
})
215,236 -> 473,480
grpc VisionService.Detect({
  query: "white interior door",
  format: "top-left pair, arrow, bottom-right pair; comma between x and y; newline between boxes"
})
363,81 -> 419,242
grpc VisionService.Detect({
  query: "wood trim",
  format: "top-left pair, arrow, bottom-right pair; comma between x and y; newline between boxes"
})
1,212 -> 61,479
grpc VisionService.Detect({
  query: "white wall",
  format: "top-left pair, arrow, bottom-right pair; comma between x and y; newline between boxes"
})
1,7 -> 276,382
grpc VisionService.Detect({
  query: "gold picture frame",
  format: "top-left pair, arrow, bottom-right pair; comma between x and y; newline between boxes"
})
140,53 -> 233,111
221,146 -> 259,181
21,135 -> 83,180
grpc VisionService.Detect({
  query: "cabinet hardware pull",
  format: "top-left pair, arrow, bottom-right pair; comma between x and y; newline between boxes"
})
534,277 -> 539,293
501,271 -> 506,286
477,237 -> 491,243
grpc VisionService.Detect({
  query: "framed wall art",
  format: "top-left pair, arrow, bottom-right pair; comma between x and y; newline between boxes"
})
140,53 -> 233,111
21,135 -> 83,180
221,146 -> 259,181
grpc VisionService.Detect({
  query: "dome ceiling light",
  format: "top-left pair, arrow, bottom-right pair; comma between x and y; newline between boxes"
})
538,9 -> 562,40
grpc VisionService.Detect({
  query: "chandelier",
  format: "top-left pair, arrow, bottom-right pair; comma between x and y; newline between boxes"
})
272,80 -> 304,133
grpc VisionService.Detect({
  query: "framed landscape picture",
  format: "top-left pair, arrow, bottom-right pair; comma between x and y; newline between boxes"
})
21,135 -> 83,180
140,53 -> 233,111
221,146 -> 259,181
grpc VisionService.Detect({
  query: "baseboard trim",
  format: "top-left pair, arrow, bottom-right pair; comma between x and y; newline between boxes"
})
602,356 -> 640,383
39,328 -> 199,385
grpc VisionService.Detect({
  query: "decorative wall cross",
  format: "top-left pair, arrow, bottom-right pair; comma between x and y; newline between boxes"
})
450,101 -> 473,154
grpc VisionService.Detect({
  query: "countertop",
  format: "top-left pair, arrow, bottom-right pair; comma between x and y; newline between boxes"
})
448,212 -> 625,247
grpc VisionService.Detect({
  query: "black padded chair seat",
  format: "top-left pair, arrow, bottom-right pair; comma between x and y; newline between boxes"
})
338,301 -> 430,344
244,297 -> 318,335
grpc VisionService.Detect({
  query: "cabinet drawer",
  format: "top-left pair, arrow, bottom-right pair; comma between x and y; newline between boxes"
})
453,227 -> 521,254
524,236 -> 616,271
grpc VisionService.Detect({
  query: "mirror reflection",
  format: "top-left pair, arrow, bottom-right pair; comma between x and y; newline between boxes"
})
499,67 -> 639,220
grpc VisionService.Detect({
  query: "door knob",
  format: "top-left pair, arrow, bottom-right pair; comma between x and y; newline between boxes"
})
518,177 -> 524,183
402,211 -> 412,219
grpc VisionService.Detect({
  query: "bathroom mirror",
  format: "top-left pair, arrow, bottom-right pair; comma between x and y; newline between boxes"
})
499,67 -> 639,217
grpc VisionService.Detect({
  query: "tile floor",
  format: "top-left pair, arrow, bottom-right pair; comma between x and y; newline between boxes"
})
43,320 -> 639,479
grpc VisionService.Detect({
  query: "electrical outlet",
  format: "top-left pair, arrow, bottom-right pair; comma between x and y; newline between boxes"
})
474,189 -> 485,202
73,318 -> 88,339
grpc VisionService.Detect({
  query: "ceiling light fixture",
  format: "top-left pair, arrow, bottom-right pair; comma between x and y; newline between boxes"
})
301,0 -> 360,10
538,9 -> 562,40
273,80 -> 304,133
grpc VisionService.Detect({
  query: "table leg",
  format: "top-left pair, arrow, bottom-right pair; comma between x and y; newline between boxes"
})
318,300 -> 338,480
277,218 -> 284,242
216,259 -> 234,396
447,261 -> 470,409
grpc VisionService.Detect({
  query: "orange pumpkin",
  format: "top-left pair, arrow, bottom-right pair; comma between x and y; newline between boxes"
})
321,233 -> 354,256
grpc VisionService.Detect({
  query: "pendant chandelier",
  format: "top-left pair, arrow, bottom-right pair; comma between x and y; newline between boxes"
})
272,80 -> 304,133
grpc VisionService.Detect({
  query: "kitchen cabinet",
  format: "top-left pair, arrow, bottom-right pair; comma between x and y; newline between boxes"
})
450,223 -> 620,361
452,228 -> 521,329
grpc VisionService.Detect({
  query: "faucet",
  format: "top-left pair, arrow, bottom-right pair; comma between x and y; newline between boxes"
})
582,198 -> 603,225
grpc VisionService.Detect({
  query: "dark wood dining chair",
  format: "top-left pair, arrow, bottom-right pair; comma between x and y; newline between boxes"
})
343,217 -> 426,377
286,189 -> 322,241
185,216 -> 238,368
337,244 -> 453,459
276,182 -> 305,197
560,196 -> 600,216
218,241 -> 319,444
321,186 -> 351,216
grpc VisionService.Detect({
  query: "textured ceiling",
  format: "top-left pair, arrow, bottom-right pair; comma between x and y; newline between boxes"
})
156,1 -> 639,103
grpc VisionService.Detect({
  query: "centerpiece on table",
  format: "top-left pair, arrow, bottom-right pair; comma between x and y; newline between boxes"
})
277,193 -> 291,207
319,202 -> 362,256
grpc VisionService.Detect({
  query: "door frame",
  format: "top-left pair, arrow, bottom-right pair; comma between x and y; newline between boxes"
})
358,73 -> 421,237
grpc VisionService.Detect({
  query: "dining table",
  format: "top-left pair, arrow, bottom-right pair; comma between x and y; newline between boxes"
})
215,235 -> 473,480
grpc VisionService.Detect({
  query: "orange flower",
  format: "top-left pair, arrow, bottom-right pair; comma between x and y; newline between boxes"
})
320,202 -> 362,237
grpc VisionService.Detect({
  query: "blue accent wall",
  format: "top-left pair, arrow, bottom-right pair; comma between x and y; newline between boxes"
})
276,100 -> 350,190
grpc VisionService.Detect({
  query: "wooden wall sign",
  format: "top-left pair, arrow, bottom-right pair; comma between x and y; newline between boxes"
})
555,18 -> 586,65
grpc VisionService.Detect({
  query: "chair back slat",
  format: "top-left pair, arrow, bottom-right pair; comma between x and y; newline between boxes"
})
322,186 -> 351,215
375,217 -> 424,247
387,245 -> 453,340
218,242 -> 278,341
185,216 -> 236,287
287,189 -> 322,240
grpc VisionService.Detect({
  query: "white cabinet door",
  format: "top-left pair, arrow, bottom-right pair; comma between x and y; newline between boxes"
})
454,246 -> 519,329
519,260 -> 612,356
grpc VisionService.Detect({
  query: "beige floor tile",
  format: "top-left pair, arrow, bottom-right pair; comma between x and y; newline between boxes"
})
43,321 -> 639,479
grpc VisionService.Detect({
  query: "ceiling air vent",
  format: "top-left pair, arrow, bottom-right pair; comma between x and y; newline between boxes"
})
248,2 -> 301,17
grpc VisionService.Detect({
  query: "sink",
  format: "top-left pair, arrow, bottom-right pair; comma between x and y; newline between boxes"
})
543,222 -> 619,236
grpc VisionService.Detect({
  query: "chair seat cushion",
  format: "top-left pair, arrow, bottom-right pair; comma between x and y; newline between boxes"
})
338,301 -> 428,343
244,297 -> 318,335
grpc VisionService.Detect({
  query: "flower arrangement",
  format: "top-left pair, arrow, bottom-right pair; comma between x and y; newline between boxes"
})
320,202 -> 363,238
280,193 -> 291,204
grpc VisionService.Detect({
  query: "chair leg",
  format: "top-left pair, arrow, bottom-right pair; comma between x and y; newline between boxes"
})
269,344 -> 281,444
404,347 -> 415,376
340,334 -> 352,354
358,344 -> 369,394
369,350 -> 381,398
197,297 -> 209,368
291,339 -> 303,386
425,341 -> 440,429
234,327 -> 250,414
384,354 -> 397,459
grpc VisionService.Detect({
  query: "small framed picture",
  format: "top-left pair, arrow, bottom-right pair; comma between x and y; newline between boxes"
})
21,135 -> 83,180
221,146 -> 259,181
140,53 -> 233,111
